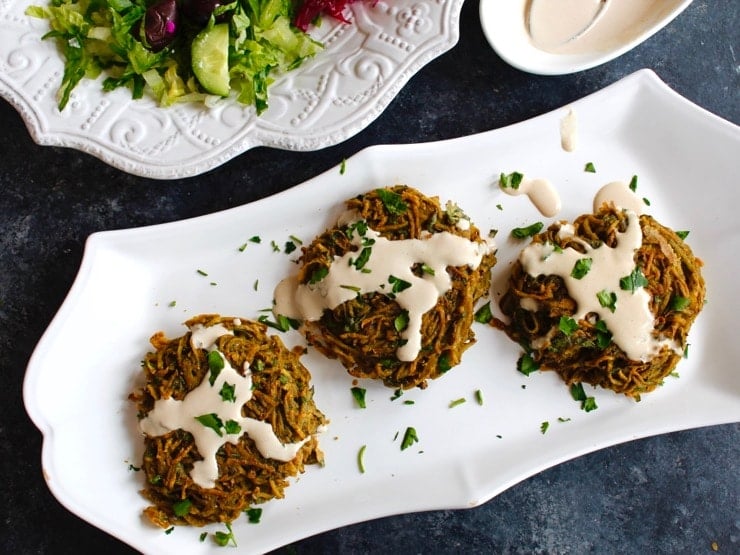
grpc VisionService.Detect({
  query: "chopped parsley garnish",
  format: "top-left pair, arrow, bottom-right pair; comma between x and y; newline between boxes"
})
540,421 -> 549,434
558,316 -> 578,336
643,197 -> 651,206
629,175 -> 638,192
172,499 -> 192,517
219,382 -> 236,402
394,311 -> 409,332
449,398 -> 466,408
340,284 -> 361,294
584,162 -> 596,173
474,302 -> 493,324
444,201 -> 467,224
352,246 -> 372,271
517,353 -> 539,376
376,188 -> 408,215
197,269 -> 208,276
500,171 -> 524,190
208,351 -> 225,386
496,204 -> 503,211
619,267 -> 649,293
340,158 -> 347,175
403,399 -> 415,405
270,240 -> 280,252
351,386 -> 367,408
388,275 -> 412,294
582,397 -> 598,412
357,444 -> 367,473
511,222 -> 544,239
596,289 -> 617,313
570,382 -> 598,412
128,464 -> 141,471
309,266 -> 329,284
246,507 -> 262,523
420,263 -> 435,276
594,319 -> 612,349
557,417 -> 571,422
165,527 -> 174,535
258,313 -> 299,332
253,279 -> 259,291
675,230 -> 690,240
168,300 -> 176,307
224,419 -> 241,435
346,219 -> 368,239
437,353 -> 452,373
200,532 -> 208,542
571,257 -> 592,279
195,413 -> 225,436
400,427 -> 419,450
475,389 -> 484,406
249,235 -> 261,243
284,240 -> 297,254
670,295 -> 690,311
214,522 -> 237,547
390,388 -> 404,401
570,382 -> 586,401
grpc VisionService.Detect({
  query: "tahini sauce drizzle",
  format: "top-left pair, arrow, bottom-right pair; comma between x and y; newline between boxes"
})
593,181 -> 644,215
519,183 -> 679,361
560,109 -> 578,152
274,221 -> 493,361
139,322 -> 310,489
527,0 -> 684,55
500,175 -> 562,217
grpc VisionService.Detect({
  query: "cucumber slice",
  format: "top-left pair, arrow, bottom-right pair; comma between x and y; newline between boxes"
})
191,23 -> 230,97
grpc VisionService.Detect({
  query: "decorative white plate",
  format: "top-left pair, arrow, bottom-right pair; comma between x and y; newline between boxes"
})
24,70 -> 740,554
0,0 -> 462,179
480,0 -> 693,75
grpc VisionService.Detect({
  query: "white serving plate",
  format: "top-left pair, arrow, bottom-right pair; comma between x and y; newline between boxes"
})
480,0 -> 693,75
24,70 -> 740,554
0,0 -> 462,178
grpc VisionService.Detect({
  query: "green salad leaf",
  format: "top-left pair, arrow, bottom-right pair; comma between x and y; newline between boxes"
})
27,0 -> 322,112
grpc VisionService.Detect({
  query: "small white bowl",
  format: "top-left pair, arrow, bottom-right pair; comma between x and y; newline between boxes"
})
479,0 -> 693,75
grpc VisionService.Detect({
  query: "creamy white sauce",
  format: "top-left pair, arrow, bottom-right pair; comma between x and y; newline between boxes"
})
560,109 -> 577,152
501,175 -> 562,217
519,211 -> 678,361
190,322 -> 232,349
274,220 -> 493,361
527,0 -> 684,55
139,323 -> 310,489
593,181 -> 644,214
520,297 -> 539,312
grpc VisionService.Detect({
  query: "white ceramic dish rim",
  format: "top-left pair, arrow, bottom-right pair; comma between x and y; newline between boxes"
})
479,0 -> 694,75
23,69 -> 740,554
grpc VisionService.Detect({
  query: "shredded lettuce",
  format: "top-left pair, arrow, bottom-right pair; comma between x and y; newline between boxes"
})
26,0 -> 323,112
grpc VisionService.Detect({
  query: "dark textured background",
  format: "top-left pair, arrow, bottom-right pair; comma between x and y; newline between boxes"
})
1,0 -> 738,553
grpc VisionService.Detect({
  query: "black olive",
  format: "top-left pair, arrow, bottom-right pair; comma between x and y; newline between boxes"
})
143,0 -> 179,52
182,0 -> 230,26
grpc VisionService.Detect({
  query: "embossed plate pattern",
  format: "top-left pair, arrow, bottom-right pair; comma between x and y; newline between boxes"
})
0,0 -> 462,178
23,71 -> 740,554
